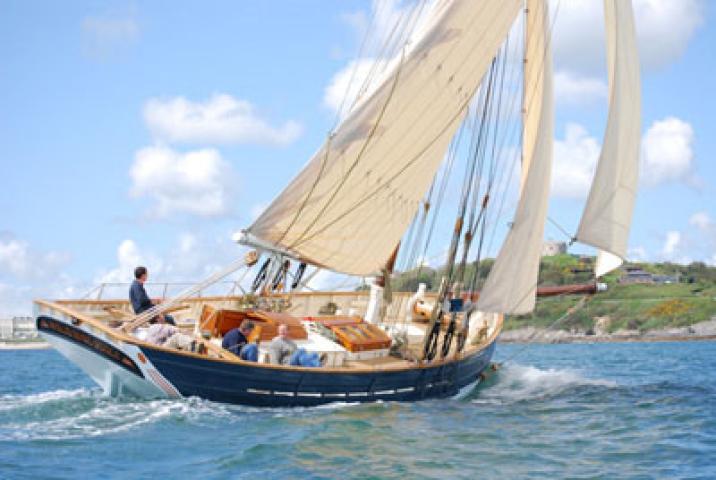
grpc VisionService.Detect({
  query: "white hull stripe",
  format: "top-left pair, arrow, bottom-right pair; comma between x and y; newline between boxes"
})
147,368 -> 181,398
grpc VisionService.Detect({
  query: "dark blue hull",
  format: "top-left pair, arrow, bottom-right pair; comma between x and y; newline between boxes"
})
139,341 -> 496,407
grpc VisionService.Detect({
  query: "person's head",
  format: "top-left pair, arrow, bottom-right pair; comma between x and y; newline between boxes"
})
134,266 -> 148,283
239,320 -> 255,335
278,323 -> 289,339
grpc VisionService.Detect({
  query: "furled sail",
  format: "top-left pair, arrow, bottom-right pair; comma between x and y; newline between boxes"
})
246,0 -> 521,276
575,0 -> 641,277
477,0 -> 553,314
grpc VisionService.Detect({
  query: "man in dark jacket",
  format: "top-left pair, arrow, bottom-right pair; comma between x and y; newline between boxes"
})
221,320 -> 258,361
129,266 -> 175,325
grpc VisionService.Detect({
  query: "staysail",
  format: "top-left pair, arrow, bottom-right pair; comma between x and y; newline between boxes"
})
575,0 -> 641,277
477,0 -> 553,314
246,0 -> 521,276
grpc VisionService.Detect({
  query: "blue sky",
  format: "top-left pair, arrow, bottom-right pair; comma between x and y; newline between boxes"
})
1,0 -> 714,315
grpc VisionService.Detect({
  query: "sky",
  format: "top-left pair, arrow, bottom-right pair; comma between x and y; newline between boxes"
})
1,0 -> 714,316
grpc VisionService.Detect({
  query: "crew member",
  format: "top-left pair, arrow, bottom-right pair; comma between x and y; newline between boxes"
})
268,324 -> 323,367
222,320 -> 259,361
129,266 -> 175,325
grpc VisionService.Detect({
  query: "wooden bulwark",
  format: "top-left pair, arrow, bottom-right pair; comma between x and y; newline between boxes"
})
34,296 -> 503,374
35,299 -> 239,362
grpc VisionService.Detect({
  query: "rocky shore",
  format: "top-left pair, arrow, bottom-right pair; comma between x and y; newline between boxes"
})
500,318 -> 716,344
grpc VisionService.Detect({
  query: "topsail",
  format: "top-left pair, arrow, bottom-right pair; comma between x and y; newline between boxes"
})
247,0 -> 521,276
576,0 -> 641,277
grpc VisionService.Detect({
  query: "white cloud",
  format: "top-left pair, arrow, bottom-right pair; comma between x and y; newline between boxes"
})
641,117 -> 695,186
0,235 -> 70,281
0,279 -> 82,317
250,203 -> 267,221
661,230 -> 681,256
323,58 -> 386,115
551,123 -> 600,199
326,0 -> 436,117
689,212 -> 712,230
554,70 -> 607,105
631,0 -> 704,70
548,1 -> 703,112
81,11 -> 139,59
651,212 -> 715,266
343,0 -> 422,49
686,211 -> 716,265
0,234 -> 76,316
143,94 -> 302,146
628,246 -> 647,262
0,283 -> 33,317
551,0 -> 703,74
551,117 -> 696,199
130,145 -> 236,218
95,235 -> 248,298
96,239 -> 157,285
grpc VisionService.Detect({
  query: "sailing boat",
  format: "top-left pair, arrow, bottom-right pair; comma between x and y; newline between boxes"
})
34,0 -> 640,407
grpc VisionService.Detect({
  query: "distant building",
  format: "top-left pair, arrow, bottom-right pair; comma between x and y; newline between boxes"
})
619,267 -> 681,285
542,240 -> 567,257
652,274 -> 680,284
619,267 -> 653,284
0,316 -> 38,340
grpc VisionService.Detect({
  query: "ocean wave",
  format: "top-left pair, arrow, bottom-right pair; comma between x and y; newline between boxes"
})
0,388 -> 91,412
0,389 -> 260,441
0,386 -> 378,442
472,363 -> 617,405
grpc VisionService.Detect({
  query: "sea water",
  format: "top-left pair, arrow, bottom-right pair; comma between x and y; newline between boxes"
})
0,342 -> 714,479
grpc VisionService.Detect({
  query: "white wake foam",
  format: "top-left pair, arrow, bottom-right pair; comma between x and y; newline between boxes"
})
473,363 -> 617,405
0,389 -> 260,441
0,388 -> 91,412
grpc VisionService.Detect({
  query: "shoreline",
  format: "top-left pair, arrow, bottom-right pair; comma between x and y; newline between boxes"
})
499,333 -> 716,345
500,318 -> 716,345
0,341 -> 51,350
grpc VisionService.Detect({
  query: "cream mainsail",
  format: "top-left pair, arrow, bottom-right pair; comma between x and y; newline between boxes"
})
247,0 -> 521,276
576,0 -> 641,277
477,0 -> 553,314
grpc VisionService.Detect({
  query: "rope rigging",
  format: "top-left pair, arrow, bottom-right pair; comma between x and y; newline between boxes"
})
421,48 -> 509,360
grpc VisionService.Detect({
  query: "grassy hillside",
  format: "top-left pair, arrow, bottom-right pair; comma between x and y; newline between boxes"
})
392,255 -> 716,332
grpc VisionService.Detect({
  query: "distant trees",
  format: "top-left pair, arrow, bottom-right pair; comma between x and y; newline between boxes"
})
383,255 -> 716,293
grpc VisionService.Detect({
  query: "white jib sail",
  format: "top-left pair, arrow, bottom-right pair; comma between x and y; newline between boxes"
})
477,0 -> 553,315
576,0 -> 641,277
247,0 -> 521,276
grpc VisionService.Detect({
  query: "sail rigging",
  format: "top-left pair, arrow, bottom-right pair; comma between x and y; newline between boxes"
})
246,0 -> 521,276
477,0 -> 554,314
575,0 -> 641,277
